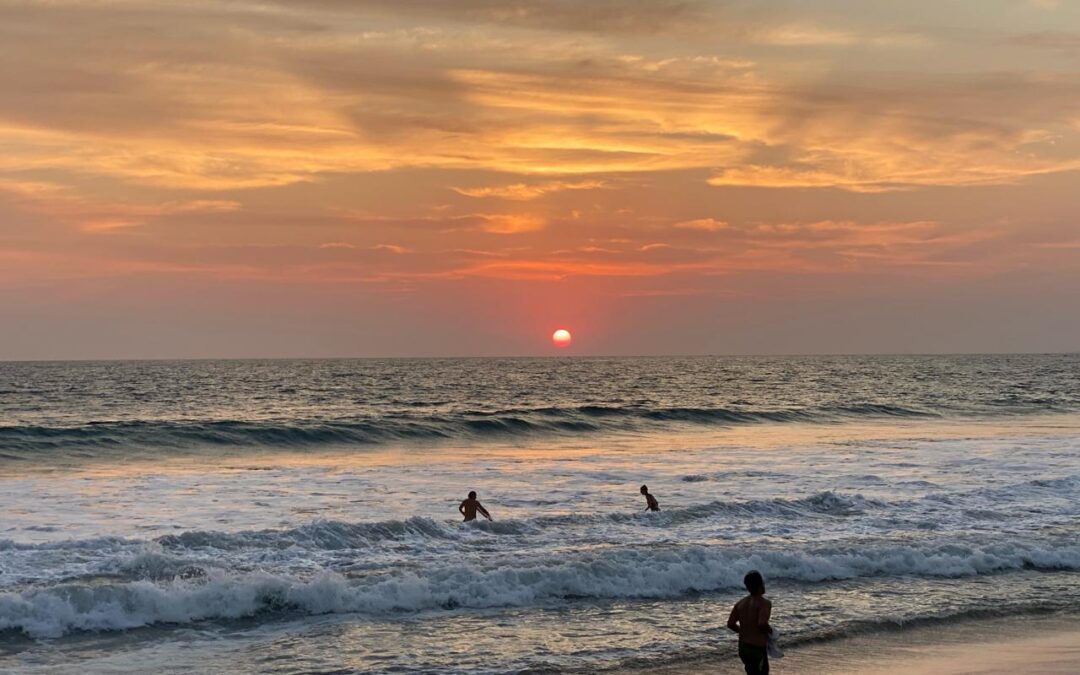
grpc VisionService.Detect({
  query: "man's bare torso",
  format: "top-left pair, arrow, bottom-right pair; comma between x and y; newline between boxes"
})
460,498 -> 480,521
733,596 -> 772,646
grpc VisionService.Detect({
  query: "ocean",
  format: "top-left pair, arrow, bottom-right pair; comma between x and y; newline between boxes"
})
1,355 -> 1078,673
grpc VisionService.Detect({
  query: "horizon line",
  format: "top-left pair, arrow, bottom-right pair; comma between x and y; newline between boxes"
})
2,350 -> 1077,364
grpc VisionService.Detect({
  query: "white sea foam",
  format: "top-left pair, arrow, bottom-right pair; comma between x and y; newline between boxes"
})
3,540 -> 1078,639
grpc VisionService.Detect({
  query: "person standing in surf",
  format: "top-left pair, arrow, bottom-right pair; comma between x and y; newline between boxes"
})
640,484 -> 660,512
459,491 -> 492,522
727,570 -> 773,675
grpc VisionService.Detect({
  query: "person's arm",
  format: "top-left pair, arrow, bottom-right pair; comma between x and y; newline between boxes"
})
727,603 -> 740,633
478,503 -> 492,521
458,501 -> 466,517
758,598 -> 772,634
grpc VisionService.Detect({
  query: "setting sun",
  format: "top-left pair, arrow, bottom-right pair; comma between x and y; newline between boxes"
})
552,329 -> 573,348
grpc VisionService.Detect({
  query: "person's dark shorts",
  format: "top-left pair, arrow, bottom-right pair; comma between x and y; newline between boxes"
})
738,642 -> 769,675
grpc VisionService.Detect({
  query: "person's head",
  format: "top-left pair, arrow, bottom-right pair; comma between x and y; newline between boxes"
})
468,491 -> 477,500
640,485 -> 649,495
744,570 -> 765,596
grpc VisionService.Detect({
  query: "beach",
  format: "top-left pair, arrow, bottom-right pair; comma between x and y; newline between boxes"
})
644,614 -> 1080,674
1,356 -> 1078,673
783,614 -> 1080,674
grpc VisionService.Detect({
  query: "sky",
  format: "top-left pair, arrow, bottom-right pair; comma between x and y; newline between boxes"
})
1,0 -> 1079,358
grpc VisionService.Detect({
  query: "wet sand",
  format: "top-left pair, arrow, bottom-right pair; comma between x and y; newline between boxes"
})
786,614 -> 1080,674
649,613 -> 1080,674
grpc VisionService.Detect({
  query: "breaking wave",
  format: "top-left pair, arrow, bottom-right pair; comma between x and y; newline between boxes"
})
2,540 -> 1078,639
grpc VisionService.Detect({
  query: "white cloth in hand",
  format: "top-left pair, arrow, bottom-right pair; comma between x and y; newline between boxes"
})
767,627 -> 784,659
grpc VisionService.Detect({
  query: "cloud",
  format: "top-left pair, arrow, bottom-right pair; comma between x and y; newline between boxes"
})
619,287 -> 715,297
474,213 -> 547,233
0,181 -> 242,232
706,69 -> 1080,192
370,243 -> 411,253
3,0 -> 1076,197
449,257 -> 700,281
708,165 -> 908,192
452,248 -> 509,257
755,23 -> 928,48
1009,31 -> 1080,52
674,218 -> 729,231
79,199 -> 242,232
267,0 -> 709,35
453,179 -> 607,200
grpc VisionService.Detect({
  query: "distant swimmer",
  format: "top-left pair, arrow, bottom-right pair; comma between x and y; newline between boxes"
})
459,490 -> 492,522
640,484 -> 660,512
727,570 -> 773,675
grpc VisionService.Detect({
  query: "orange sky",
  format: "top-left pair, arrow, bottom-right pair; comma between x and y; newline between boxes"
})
2,0 -> 1079,358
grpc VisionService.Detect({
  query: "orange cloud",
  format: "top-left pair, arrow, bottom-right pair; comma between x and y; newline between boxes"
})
452,258 -> 700,281
3,2 -> 1077,195
674,218 -> 729,231
474,213 -> 547,233
0,179 -> 241,231
370,243 -> 411,254
453,179 -> 608,200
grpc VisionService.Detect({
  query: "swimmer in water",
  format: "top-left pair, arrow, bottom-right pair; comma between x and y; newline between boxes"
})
458,490 -> 492,522
640,484 -> 660,512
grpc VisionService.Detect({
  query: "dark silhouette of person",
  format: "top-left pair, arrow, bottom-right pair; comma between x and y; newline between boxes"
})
640,484 -> 660,512
727,570 -> 773,675
458,491 -> 492,522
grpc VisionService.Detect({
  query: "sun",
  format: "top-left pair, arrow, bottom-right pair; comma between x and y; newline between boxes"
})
551,328 -> 573,348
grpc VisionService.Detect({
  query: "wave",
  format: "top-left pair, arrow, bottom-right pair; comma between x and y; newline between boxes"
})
599,491 -> 887,525
2,540 -> 1078,639
0,492 -> 885,560
0,404 -> 939,456
155,516 -> 464,551
7,473 -> 1075,561
17,472 -> 1080,559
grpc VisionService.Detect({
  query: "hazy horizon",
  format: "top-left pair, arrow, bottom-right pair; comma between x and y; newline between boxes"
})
3,0 -> 1079,360
2,349 -> 1078,364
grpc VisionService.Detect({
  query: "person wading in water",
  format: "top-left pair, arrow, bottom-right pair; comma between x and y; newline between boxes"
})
458,491 -> 492,522
727,570 -> 773,675
640,484 -> 660,512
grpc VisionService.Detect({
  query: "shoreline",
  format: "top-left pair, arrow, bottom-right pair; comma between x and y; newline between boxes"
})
640,613 -> 1080,674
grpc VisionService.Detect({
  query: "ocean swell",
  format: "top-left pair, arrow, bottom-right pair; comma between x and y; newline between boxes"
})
0,404 -> 938,456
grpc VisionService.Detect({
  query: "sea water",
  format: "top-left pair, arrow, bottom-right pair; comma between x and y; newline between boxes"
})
0,355 -> 1078,673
